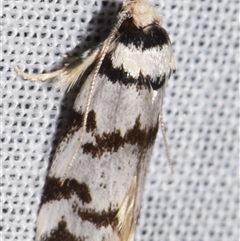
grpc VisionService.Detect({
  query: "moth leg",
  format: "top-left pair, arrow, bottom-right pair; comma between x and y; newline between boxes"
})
15,46 -> 100,91
14,67 -> 64,82
117,176 -> 137,241
150,89 -> 158,104
61,54 -> 80,66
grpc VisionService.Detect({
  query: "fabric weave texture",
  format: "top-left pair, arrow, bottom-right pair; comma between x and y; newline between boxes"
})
2,1 -> 238,241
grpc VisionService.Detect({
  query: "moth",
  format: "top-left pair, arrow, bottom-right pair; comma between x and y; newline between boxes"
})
15,0 -> 175,240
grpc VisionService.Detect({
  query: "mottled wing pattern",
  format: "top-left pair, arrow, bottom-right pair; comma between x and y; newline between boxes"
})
37,30 -> 173,241
16,0 -> 175,241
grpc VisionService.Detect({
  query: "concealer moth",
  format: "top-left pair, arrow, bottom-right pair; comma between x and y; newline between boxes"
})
15,0 -> 175,240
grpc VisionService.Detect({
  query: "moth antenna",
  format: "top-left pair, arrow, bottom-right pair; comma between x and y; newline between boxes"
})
159,112 -> 174,174
61,10 -> 133,184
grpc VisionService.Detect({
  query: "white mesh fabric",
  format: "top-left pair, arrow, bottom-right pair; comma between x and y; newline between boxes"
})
2,1 -> 238,241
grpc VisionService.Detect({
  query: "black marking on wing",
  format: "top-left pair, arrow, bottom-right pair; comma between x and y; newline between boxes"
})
41,219 -> 85,241
99,22 -> 171,90
145,74 -> 167,91
118,23 -> 170,50
61,110 -> 84,142
42,177 -> 92,205
82,115 -> 159,158
77,206 -> 118,229
99,53 -> 153,90
99,54 -> 168,90
57,109 -> 96,147
86,110 -> 97,133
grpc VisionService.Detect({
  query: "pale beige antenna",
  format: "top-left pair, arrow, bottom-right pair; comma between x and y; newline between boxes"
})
159,112 -> 174,174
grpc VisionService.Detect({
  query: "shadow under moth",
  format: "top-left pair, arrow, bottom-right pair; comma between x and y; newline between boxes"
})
15,0 -> 175,240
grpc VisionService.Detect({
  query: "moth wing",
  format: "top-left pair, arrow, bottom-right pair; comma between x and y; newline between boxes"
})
35,55 -> 163,241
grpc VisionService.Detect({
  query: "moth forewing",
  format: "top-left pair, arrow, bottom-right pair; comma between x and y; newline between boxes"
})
16,0 -> 175,240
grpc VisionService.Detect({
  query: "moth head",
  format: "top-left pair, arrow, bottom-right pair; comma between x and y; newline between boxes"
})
122,0 -> 162,28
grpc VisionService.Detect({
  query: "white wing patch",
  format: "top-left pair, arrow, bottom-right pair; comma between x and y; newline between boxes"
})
112,43 -> 174,80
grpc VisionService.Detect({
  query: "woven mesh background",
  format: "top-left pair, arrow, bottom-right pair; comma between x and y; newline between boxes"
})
2,0 -> 239,240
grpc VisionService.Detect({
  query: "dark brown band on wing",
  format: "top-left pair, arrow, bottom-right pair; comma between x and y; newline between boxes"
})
82,115 -> 159,158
